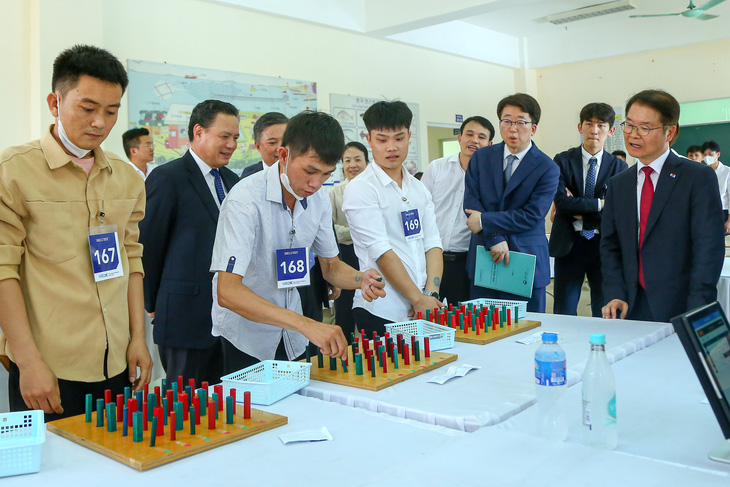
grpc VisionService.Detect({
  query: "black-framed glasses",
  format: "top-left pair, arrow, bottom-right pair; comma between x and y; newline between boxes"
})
620,121 -> 667,137
499,119 -> 533,129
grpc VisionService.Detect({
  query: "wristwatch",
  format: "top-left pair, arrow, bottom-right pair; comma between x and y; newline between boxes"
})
422,290 -> 440,301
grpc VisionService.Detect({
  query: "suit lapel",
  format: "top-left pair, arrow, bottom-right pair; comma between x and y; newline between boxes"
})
184,152 -> 219,222
490,143 -> 505,204
594,150 -> 614,194
570,148 -> 584,196
643,154 -> 680,242
620,165 -> 639,250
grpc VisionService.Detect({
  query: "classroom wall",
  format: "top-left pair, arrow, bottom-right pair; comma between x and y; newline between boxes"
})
1,0 -> 515,165
535,38 -> 730,159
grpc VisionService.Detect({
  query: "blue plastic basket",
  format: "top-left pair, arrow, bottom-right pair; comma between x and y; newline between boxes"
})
0,410 -> 45,478
221,360 -> 312,406
385,320 -> 455,351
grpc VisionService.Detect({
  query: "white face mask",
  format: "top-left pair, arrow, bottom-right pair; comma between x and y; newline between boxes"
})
280,150 -> 304,201
704,154 -> 717,166
56,94 -> 91,158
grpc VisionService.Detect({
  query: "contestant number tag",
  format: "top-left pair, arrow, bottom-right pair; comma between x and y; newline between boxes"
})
401,209 -> 423,241
88,226 -> 124,282
276,247 -> 310,289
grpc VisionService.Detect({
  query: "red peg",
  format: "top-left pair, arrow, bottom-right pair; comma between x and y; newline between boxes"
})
154,386 -> 161,407
244,391 -> 251,420
166,390 -> 174,416
116,394 -> 124,422
507,309 -> 512,326
144,383 -> 149,400
410,335 -> 415,351
188,378 -> 196,391
382,351 -> 388,373
170,412 -> 176,440
143,402 -> 148,431
179,393 -> 189,421
193,396 -> 201,425
154,407 -> 164,436
404,344 -> 410,365
208,401 -> 215,429
417,311 -> 422,320
424,337 -> 431,358
214,385 -> 224,411
230,389 -> 236,415
127,398 -> 137,415
177,376 -> 183,392
104,389 -> 111,405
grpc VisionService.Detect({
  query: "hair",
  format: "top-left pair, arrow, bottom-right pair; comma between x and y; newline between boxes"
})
362,101 -> 412,133
52,45 -> 128,95
122,128 -> 150,158
579,103 -> 616,127
344,141 -> 369,162
282,110 -> 344,166
611,150 -> 626,158
625,89 -> 680,127
702,141 -> 721,153
414,172 -> 423,181
497,93 -> 541,125
459,116 -> 496,142
686,145 -> 703,155
188,100 -> 239,142
253,112 -> 289,144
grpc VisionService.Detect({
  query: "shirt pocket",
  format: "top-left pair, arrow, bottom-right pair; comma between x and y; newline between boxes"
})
24,201 -> 77,263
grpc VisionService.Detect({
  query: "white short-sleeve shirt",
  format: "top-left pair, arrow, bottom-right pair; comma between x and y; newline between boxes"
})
342,163 -> 442,322
210,162 -> 339,361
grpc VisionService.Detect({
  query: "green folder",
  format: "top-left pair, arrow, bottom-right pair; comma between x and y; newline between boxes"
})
474,246 -> 535,298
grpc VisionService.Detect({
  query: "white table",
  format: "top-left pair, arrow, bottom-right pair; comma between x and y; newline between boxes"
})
301,313 -> 674,432
716,257 -> 730,317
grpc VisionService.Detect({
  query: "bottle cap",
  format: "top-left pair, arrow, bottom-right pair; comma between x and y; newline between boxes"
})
589,333 -> 606,345
542,332 -> 558,342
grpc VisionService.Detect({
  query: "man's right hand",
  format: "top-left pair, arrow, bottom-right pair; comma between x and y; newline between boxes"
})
490,241 -> 510,266
409,294 -> 444,318
19,360 -> 63,414
303,322 -> 349,359
602,299 -> 628,319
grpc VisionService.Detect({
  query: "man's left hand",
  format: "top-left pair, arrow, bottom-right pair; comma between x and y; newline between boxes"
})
361,269 -> 386,302
465,209 -> 482,234
127,337 -> 152,390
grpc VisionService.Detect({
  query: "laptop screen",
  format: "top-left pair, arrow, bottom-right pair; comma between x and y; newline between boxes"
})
689,308 -> 730,401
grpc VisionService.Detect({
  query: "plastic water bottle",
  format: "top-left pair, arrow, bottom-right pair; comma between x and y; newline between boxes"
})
534,332 -> 567,441
582,333 -> 617,449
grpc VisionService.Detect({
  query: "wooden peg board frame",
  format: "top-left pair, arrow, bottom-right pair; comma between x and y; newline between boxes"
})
454,319 -> 541,345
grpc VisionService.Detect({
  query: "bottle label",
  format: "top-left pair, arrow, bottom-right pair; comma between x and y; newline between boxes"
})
582,397 -> 592,428
534,359 -> 566,386
607,394 -> 617,424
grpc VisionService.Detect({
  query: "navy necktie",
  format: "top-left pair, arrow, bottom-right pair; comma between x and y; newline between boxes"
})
581,157 -> 597,240
504,154 -> 517,188
210,168 -> 226,204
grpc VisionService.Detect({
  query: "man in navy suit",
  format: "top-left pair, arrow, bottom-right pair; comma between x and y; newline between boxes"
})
140,100 -> 241,385
549,103 -> 628,317
464,93 -> 559,312
601,90 -> 725,322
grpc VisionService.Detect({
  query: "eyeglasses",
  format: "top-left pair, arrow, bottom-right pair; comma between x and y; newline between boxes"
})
499,119 -> 533,129
620,121 -> 667,137
135,143 -> 154,149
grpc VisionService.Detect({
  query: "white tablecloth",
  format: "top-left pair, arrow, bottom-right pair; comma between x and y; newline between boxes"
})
301,313 -> 674,432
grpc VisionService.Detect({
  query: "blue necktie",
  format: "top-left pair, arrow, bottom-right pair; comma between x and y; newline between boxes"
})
210,168 -> 226,204
504,154 -> 517,188
581,157 -> 597,240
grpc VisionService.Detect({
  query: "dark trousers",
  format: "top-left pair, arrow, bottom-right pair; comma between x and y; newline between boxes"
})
470,283 -> 546,313
553,234 -> 603,317
441,251 -> 470,306
353,307 -> 394,337
334,243 -> 357,341
628,286 -> 655,322
221,337 -> 307,375
158,338 -> 224,387
8,361 -> 130,422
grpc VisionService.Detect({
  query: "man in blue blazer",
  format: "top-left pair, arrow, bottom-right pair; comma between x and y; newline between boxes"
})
464,93 -> 559,312
140,100 -> 241,385
601,90 -> 725,322
549,103 -> 628,317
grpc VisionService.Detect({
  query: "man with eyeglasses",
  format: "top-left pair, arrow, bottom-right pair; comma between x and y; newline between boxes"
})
122,128 -> 155,179
601,90 -> 724,322
464,93 -> 559,312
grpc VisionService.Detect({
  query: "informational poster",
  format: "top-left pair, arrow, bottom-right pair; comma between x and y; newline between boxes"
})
329,93 -> 421,183
128,60 -> 317,173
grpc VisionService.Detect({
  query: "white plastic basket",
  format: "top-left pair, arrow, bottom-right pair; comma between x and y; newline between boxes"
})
385,320 -> 455,351
0,410 -> 45,478
221,360 -> 312,406
461,298 -> 528,318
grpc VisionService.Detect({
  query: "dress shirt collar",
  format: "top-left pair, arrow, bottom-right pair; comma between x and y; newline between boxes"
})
502,141 -> 532,162
581,146 -> 603,167
637,148 -> 671,178
371,161 -> 411,189
41,124 -> 111,172
189,148 -> 217,178
265,161 -> 308,210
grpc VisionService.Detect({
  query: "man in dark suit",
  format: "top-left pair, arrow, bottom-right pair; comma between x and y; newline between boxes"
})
140,100 -> 240,385
601,90 -> 725,322
464,93 -> 559,312
240,112 -> 287,179
550,103 -> 628,317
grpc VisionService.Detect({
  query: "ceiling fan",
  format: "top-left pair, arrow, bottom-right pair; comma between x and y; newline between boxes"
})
630,0 -> 727,20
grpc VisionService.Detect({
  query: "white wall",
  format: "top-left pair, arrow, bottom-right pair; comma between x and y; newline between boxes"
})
1,0 -> 515,164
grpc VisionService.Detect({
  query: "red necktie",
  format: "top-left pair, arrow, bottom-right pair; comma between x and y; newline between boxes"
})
638,166 -> 654,288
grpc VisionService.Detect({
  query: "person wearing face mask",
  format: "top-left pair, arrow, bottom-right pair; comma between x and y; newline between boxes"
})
701,141 -> 730,234
210,110 -> 385,372
0,45 -> 151,419
328,142 -> 369,338
139,100 -> 241,387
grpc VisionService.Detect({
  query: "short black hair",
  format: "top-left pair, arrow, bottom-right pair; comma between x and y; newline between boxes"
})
52,45 -> 128,95
497,93 -> 541,125
344,141 -> 369,162
702,141 -> 721,153
282,110 -> 344,166
362,101 -> 412,133
122,128 -> 150,158
625,90 -> 679,127
611,150 -> 626,158
253,112 -> 289,144
459,116 -> 496,142
188,100 -> 240,142
686,145 -> 703,155
579,103 -> 616,127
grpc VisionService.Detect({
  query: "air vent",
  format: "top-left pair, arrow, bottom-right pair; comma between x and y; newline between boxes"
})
546,0 -> 637,25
